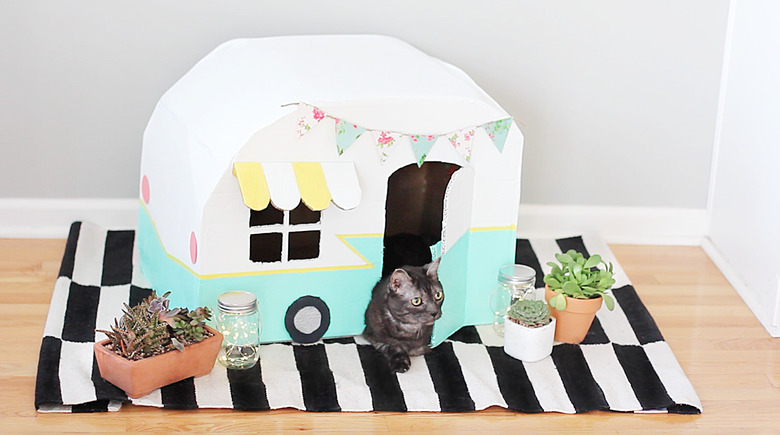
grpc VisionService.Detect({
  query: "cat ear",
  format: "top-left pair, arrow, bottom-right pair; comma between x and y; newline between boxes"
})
389,269 -> 411,293
425,257 -> 441,279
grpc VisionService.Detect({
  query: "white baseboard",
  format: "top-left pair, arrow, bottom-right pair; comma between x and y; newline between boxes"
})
701,237 -> 780,337
0,199 -> 708,245
517,204 -> 708,246
0,198 -> 139,239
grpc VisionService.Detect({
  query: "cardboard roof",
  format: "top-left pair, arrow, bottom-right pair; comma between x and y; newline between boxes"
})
144,35 -> 509,202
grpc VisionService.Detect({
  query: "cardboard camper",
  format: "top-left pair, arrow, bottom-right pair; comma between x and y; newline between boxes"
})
138,35 -> 524,346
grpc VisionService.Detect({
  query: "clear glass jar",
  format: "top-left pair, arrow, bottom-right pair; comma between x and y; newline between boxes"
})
216,291 -> 261,370
489,264 -> 536,336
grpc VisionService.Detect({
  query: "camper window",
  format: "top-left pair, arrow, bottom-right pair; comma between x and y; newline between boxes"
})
250,207 -> 284,226
249,203 -> 321,263
250,233 -> 283,262
289,205 -> 320,225
288,230 -> 320,260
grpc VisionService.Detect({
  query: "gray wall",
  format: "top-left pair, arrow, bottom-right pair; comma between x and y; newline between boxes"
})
0,0 -> 729,208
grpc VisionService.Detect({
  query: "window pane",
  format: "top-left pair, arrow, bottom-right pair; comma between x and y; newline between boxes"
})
250,233 -> 283,262
289,203 -> 321,225
250,207 -> 284,227
288,231 -> 320,260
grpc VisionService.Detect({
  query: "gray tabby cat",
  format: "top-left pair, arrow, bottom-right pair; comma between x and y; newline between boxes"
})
363,258 -> 444,373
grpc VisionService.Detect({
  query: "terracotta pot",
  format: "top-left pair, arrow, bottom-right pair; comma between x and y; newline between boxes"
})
94,326 -> 223,398
545,285 -> 602,344
504,316 -> 556,362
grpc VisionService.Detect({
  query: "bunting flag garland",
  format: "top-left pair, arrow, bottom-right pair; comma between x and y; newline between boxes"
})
293,103 -> 513,165
334,119 -> 367,155
371,131 -> 403,163
296,103 -> 327,138
409,134 -> 438,167
482,118 -> 512,152
447,127 -> 476,162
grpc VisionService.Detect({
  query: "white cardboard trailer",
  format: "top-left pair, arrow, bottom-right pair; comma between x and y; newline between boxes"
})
137,35 -> 523,345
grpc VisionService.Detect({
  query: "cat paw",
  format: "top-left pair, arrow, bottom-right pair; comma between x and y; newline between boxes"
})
389,353 -> 411,373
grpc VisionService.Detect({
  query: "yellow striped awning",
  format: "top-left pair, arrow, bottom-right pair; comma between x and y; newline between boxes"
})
233,161 -> 361,211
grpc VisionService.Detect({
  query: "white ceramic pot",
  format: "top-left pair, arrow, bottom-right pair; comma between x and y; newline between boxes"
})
503,316 -> 556,362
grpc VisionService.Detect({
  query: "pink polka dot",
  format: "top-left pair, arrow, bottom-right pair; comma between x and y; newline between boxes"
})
189,232 -> 198,264
141,175 -> 150,204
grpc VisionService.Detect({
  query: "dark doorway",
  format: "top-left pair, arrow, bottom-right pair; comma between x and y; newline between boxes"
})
382,162 -> 460,276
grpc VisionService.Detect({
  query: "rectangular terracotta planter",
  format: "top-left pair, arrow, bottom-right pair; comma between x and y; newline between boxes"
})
94,326 -> 223,398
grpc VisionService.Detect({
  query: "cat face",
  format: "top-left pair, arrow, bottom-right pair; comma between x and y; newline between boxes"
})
386,258 -> 443,325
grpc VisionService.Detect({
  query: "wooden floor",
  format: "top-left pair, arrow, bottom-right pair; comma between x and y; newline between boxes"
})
1,239 -> 778,433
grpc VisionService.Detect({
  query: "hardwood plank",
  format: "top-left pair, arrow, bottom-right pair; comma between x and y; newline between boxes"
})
768,373 -> 780,389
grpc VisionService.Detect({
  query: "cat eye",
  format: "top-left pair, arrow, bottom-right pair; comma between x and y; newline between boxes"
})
434,291 -> 443,300
410,297 -> 422,306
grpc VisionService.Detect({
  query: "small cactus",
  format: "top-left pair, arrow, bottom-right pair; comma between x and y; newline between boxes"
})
507,299 -> 552,328
97,291 -> 213,360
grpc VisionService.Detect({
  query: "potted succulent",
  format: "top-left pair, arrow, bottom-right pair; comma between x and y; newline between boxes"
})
94,291 -> 223,398
503,299 -> 556,362
543,249 -> 616,344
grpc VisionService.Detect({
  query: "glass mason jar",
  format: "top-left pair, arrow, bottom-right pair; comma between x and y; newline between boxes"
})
489,264 -> 536,336
216,291 -> 261,370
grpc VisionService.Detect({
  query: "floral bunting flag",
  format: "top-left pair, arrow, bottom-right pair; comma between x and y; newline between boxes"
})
482,118 -> 512,152
448,127 -> 476,162
409,134 -> 438,167
296,104 -> 327,139
294,103 -> 512,162
371,131 -> 403,163
334,119 -> 366,155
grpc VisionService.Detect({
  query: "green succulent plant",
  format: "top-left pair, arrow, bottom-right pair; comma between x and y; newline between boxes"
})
544,249 -> 616,312
507,299 -> 552,328
97,291 -> 213,360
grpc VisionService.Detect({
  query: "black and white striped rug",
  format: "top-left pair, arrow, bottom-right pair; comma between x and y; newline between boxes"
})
35,222 -> 701,414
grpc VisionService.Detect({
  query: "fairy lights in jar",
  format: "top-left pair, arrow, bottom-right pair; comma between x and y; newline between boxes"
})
216,291 -> 261,370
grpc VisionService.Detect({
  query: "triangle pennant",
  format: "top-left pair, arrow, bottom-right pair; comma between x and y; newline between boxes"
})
334,119 -> 366,155
409,134 -> 438,167
448,127 -> 476,162
296,104 -> 327,139
371,131 -> 402,163
482,118 -> 512,152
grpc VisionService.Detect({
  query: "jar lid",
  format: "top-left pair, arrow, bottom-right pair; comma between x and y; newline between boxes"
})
497,264 -> 536,286
218,291 -> 258,313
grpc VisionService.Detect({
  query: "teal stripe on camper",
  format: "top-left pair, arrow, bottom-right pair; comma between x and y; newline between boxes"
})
430,228 -> 517,346
429,240 -> 442,259
137,207 -> 201,310
463,228 -> 518,327
197,243 -> 382,342
431,234 -> 468,347
138,206 -> 516,347
138,207 -> 384,342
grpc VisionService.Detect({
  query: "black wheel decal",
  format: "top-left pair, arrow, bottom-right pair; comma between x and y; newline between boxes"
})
284,296 -> 330,344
